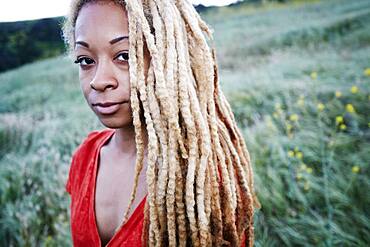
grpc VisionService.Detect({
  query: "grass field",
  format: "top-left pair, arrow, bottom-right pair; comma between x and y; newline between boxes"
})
0,0 -> 369,246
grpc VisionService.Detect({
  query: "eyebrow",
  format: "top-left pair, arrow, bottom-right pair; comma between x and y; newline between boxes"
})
109,36 -> 129,44
75,35 -> 129,48
75,41 -> 89,48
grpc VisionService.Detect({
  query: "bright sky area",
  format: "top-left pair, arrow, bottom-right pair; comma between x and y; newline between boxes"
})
0,0 -> 239,22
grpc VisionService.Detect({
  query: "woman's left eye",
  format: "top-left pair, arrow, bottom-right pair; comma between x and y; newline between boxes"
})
115,52 -> 129,62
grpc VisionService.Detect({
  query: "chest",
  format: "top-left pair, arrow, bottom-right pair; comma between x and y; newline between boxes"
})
94,154 -> 147,246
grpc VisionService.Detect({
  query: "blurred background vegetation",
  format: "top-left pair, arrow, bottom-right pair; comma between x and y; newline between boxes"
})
0,17 -> 64,73
0,0 -> 369,246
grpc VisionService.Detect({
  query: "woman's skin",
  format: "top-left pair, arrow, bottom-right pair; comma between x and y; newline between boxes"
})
74,2 -> 150,245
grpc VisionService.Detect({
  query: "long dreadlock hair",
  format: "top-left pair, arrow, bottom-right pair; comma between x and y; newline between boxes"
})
62,0 -> 260,246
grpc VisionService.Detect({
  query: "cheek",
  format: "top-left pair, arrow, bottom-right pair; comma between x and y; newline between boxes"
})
127,73 -> 131,93
118,72 -> 131,95
79,76 -> 91,100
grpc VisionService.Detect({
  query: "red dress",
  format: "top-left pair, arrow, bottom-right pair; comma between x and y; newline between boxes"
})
65,129 -> 146,247
66,129 -> 247,246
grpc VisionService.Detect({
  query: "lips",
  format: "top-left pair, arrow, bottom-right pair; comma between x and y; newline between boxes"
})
92,100 -> 128,115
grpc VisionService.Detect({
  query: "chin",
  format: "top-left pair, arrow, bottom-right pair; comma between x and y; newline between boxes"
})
98,115 -> 134,129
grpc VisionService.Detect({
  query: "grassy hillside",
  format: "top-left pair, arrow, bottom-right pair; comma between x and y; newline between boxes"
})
0,0 -> 369,246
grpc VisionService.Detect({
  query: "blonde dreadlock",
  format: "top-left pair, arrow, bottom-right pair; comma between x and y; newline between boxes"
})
62,0 -> 260,246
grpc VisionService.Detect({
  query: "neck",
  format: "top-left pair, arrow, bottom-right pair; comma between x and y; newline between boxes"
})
111,124 -> 148,157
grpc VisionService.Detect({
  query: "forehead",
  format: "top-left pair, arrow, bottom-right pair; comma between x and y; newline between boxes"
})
75,2 -> 129,42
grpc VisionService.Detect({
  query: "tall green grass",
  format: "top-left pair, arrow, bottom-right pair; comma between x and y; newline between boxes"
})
0,0 -> 369,246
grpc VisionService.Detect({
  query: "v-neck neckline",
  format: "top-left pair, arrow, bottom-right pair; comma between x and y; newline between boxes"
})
90,129 -> 146,247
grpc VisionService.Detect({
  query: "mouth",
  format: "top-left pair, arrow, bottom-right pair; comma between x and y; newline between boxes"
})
92,100 -> 128,115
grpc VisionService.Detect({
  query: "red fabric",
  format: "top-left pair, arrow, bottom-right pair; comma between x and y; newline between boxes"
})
65,129 -> 146,247
66,129 -> 246,246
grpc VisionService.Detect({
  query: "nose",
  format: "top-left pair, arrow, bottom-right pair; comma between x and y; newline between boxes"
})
90,60 -> 118,91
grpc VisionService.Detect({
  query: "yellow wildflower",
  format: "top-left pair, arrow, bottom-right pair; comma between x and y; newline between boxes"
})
266,118 -> 274,129
335,91 -> 342,98
300,163 -> 307,170
364,68 -> 370,77
317,103 -> 325,111
275,103 -> 282,109
290,114 -> 299,122
296,151 -> 303,159
340,124 -> 346,130
287,123 -> 293,130
306,167 -> 313,174
297,98 -> 304,107
304,181 -> 310,191
310,71 -> 317,80
350,86 -> 359,94
346,104 -> 355,113
335,116 -> 344,125
294,147 -> 299,152
352,165 -> 360,173
288,150 -> 295,157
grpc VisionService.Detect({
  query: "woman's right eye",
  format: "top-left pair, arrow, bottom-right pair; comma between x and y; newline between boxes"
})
74,57 -> 95,67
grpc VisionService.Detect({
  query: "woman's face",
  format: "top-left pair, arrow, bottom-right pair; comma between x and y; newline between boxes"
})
74,2 -> 149,128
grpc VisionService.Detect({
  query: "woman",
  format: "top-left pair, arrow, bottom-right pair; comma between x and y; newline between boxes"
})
62,0 -> 259,246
